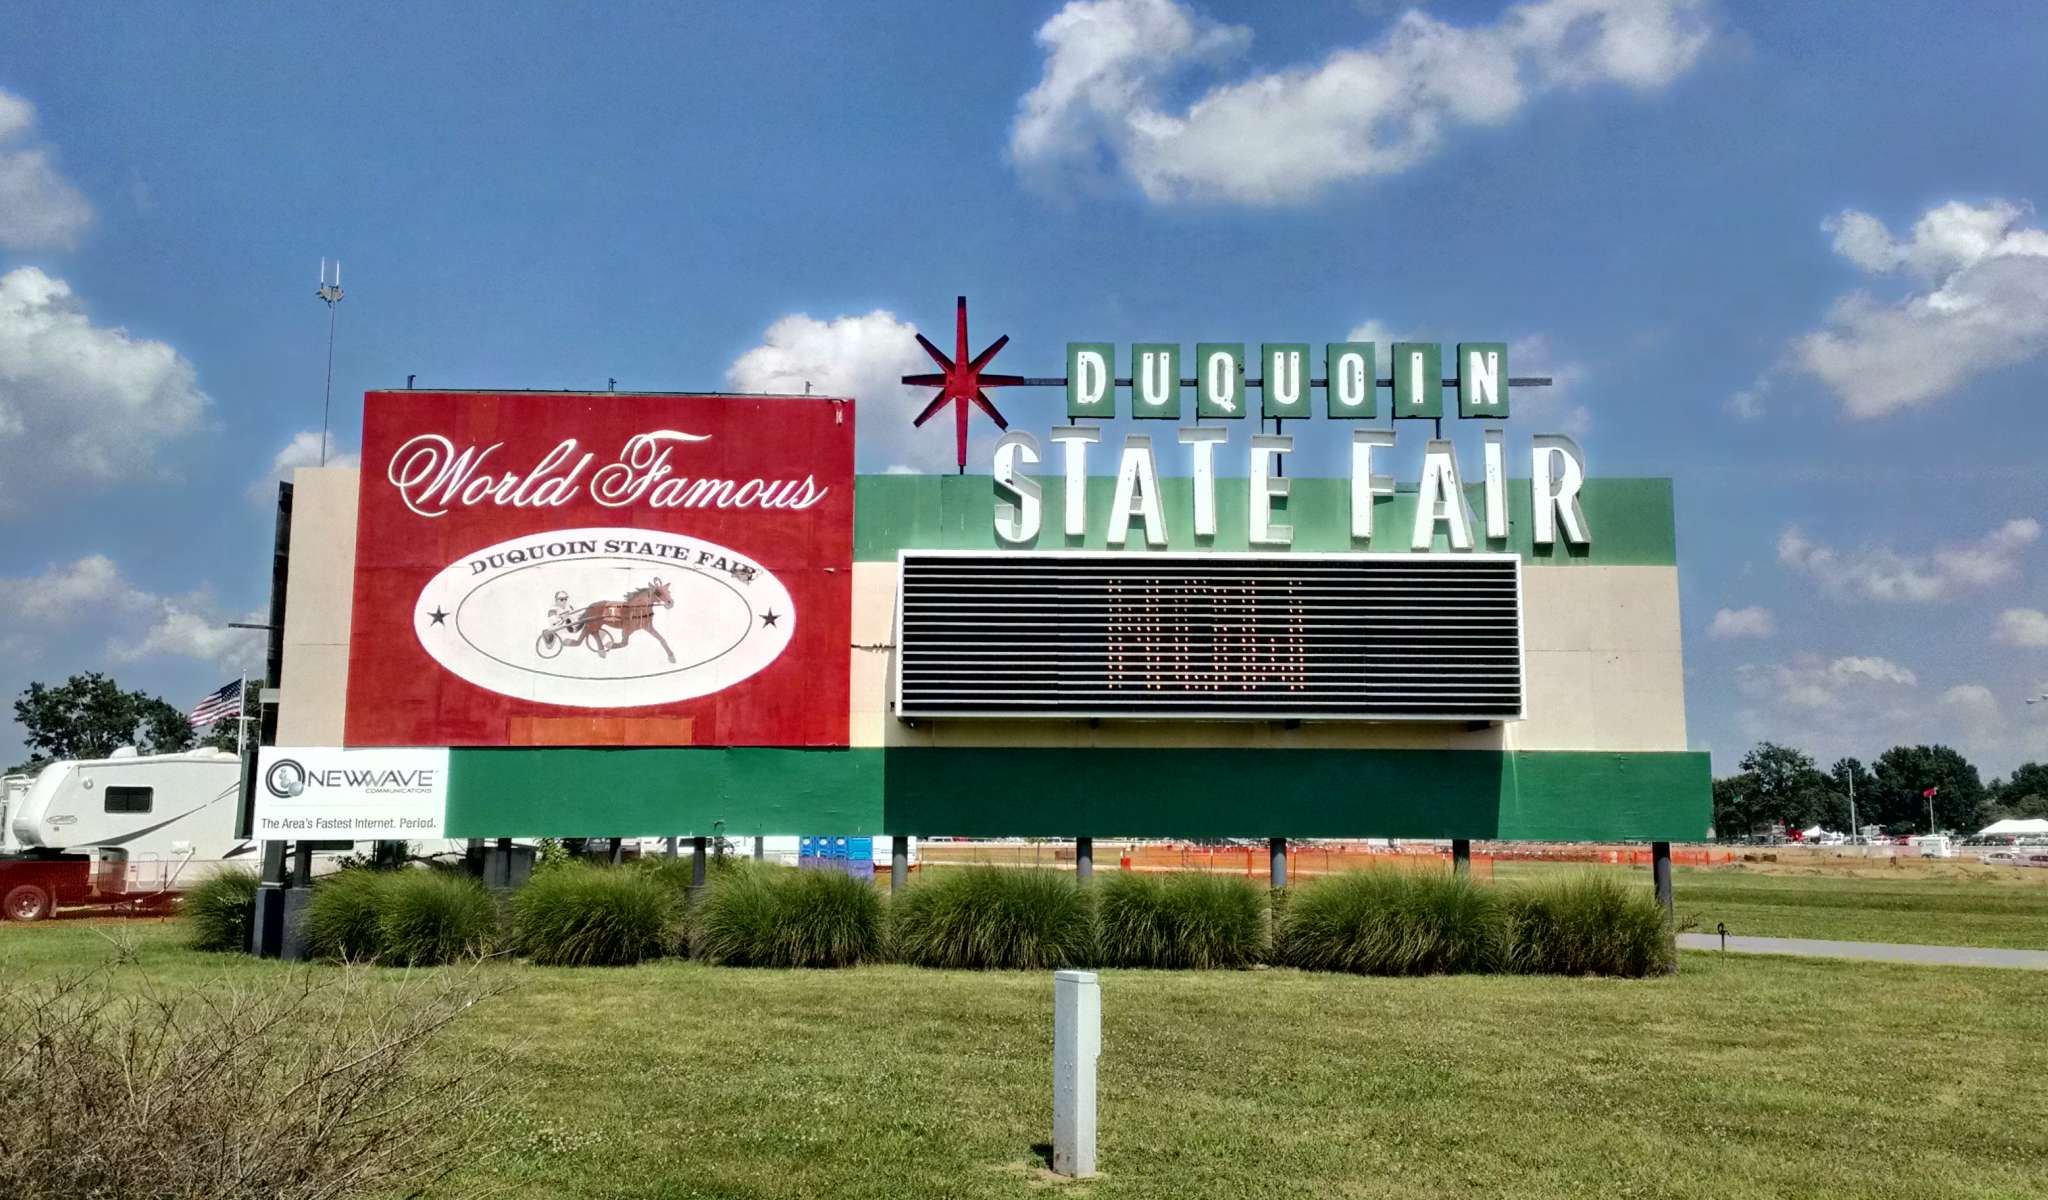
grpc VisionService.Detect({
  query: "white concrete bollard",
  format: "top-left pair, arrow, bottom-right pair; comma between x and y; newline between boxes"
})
1052,969 -> 1100,1178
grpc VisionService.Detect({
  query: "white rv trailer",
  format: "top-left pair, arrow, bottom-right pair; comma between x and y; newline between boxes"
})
2,747 -> 256,919
1,773 -> 29,853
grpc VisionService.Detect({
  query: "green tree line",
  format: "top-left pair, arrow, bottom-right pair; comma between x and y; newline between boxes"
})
1714,741 -> 2048,840
9,672 -> 253,775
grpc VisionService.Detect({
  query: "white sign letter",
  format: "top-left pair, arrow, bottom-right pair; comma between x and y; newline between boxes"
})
1249,434 -> 1293,546
1482,427 -> 1508,541
1413,439 -> 1474,551
1349,428 -> 1396,540
1333,351 -> 1369,410
1107,436 -> 1166,547
1048,426 -> 1100,538
992,431 -> 1042,544
1075,351 -> 1108,409
1178,426 -> 1227,538
1532,434 -> 1591,546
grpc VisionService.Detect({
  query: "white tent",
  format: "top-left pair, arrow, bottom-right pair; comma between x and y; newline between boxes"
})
1977,818 -> 2048,836
1799,825 -> 1827,838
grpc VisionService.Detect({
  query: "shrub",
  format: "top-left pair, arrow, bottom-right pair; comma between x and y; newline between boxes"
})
304,868 -> 390,962
631,853 -> 704,906
693,863 -> 883,967
1095,871 -> 1268,969
1278,869 -> 1502,975
889,867 -> 1093,970
375,871 -> 497,966
0,967 -> 501,1199
183,869 -> 259,953
510,864 -> 676,966
1502,872 -> 1674,978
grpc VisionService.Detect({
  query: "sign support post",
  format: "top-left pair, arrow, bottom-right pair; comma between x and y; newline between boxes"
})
1075,837 -> 1093,883
891,837 -> 909,893
1052,970 -> 1100,1179
1268,837 -> 1288,889
1452,839 -> 1471,874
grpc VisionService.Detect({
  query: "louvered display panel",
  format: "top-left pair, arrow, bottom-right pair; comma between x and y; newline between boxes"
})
894,551 -> 1524,721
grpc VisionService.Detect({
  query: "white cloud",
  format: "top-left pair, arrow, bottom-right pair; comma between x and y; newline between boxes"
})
0,87 -> 92,251
1790,200 -> 2048,418
1735,653 -> 1916,717
1009,0 -> 1713,205
0,555 -> 149,623
1708,606 -> 1775,639
250,430 -> 359,501
1994,608 -> 2048,648
727,309 -> 994,472
0,267 -> 211,513
0,555 -> 259,673
1939,683 -> 2004,731
1777,518 -> 2040,603
113,603 -> 263,671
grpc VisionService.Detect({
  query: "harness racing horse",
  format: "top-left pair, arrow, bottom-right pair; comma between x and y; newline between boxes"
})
572,577 -> 677,662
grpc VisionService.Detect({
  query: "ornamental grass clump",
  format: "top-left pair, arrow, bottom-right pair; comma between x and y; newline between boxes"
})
1278,869 -> 1502,975
889,867 -> 1094,970
510,863 -> 677,966
304,868 -> 390,961
692,863 -> 883,967
1094,871 -> 1268,969
1501,871 -> 1674,978
375,870 -> 497,966
182,869 -> 259,953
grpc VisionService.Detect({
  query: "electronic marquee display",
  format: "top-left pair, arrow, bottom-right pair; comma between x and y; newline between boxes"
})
893,551 -> 1524,722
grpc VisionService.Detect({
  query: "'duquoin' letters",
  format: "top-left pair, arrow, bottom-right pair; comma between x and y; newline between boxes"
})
989,428 -> 1590,550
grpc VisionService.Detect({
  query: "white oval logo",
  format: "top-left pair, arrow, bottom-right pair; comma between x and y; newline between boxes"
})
413,527 -> 794,709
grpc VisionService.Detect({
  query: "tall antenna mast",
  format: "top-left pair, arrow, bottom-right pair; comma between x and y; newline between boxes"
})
316,258 -> 345,466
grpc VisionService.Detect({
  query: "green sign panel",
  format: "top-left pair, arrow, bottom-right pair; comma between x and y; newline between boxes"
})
1392,342 -> 1442,419
1325,341 -> 1375,419
1260,343 -> 1312,420
1194,343 -> 1244,418
1131,343 -> 1181,420
1066,342 -> 1115,419
1458,341 -> 1509,419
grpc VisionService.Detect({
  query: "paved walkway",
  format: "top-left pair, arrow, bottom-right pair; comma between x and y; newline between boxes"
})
1677,933 -> 2048,970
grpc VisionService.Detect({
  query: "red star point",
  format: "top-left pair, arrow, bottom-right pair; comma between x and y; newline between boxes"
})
900,296 -> 1024,473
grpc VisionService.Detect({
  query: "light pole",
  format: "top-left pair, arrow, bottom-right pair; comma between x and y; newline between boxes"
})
316,259 -> 345,466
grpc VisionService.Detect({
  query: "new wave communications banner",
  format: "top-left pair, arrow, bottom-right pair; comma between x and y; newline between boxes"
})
256,746 -> 448,839
343,391 -> 855,747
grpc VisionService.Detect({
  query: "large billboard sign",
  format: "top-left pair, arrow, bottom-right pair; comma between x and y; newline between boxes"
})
344,391 -> 854,748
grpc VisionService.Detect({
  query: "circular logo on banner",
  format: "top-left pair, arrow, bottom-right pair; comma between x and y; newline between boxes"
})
413,527 -> 795,709
265,759 -> 307,798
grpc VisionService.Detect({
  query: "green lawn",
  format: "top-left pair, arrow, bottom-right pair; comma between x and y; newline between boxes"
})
5,919 -> 2046,1199
1488,862 -> 2048,950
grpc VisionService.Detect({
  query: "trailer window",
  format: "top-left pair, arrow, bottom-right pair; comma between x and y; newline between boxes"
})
104,786 -> 153,814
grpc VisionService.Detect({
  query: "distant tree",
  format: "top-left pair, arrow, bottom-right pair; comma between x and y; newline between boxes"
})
1711,773 -> 1753,841
1713,743 -> 1835,839
1989,762 -> 2048,821
11,673 -> 198,773
1826,757 -> 1877,833
1870,745 -> 1988,834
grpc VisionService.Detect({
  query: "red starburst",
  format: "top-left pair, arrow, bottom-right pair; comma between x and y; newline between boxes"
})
901,296 -> 1025,473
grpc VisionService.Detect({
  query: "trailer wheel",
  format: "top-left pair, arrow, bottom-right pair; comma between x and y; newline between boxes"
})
4,884 -> 52,922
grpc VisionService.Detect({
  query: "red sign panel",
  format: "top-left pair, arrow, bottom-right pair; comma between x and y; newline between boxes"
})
344,391 -> 853,748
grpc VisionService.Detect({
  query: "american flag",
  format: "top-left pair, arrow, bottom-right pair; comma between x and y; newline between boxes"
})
189,681 -> 242,729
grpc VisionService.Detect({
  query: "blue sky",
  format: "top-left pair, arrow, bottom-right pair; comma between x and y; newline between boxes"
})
2,0 -> 2045,776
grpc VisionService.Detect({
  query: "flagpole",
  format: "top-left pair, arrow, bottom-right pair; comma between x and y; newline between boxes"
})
235,673 -> 248,763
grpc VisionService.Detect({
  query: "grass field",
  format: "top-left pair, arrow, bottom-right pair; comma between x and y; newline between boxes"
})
4,919 -> 2045,1199
1482,860 -> 2048,950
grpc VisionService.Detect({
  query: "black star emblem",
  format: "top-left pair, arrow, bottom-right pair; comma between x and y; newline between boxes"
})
427,607 -> 449,627
760,610 -> 780,628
